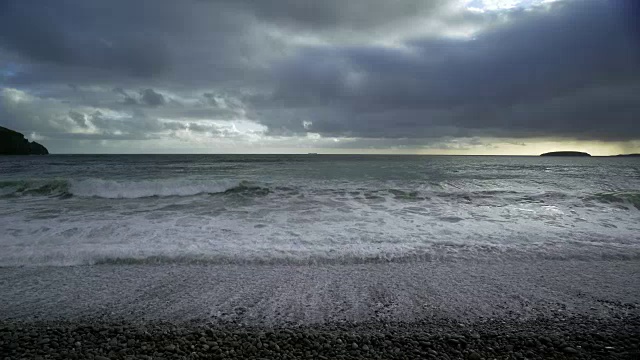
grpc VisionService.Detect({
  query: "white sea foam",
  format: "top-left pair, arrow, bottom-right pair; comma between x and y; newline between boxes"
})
1,155 -> 639,267
0,178 -> 245,199
68,178 -> 243,198
1,183 -> 639,266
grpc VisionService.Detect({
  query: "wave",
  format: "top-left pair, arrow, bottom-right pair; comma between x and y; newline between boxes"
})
2,178 -> 640,207
90,249 -> 640,266
70,178 -> 250,199
4,244 -> 639,268
586,192 -> 640,210
0,179 -> 71,198
0,179 -> 265,199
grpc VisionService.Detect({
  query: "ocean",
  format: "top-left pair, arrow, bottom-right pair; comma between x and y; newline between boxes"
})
1,154 -> 639,267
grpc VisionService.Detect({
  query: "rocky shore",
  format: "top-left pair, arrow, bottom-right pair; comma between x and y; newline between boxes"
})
2,316 -> 639,359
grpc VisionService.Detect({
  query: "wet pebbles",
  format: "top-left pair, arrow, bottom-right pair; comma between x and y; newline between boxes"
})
2,316 -> 639,359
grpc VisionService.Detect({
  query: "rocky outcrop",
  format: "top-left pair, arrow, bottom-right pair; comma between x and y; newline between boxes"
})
540,151 -> 591,157
0,126 -> 49,155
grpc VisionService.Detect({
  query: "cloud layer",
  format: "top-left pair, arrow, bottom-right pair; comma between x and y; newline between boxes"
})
1,0 -> 639,153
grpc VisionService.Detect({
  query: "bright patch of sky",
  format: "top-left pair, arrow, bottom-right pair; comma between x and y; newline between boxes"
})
465,0 -> 559,12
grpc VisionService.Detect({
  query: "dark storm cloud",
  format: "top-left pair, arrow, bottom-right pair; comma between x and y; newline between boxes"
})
1,0 -> 639,149
262,0 -> 640,141
0,0 -> 463,88
229,0 -> 452,31
203,93 -> 225,107
0,1 -> 170,80
139,89 -> 166,107
113,88 -> 138,105
0,0 -> 265,88
68,111 -> 89,128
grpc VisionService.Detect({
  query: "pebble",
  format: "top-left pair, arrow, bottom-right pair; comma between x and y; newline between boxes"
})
563,346 -> 578,354
468,351 -> 482,360
1,316 -> 638,359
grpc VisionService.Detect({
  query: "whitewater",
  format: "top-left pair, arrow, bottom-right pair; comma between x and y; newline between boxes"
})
1,154 -> 639,267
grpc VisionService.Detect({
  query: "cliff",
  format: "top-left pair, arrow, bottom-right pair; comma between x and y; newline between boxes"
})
0,126 -> 49,155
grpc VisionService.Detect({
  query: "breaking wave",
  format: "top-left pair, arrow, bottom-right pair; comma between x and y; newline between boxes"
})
3,243 -> 639,268
89,249 -> 640,266
0,179 -> 71,198
2,178 -> 640,208
0,179 -> 258,199
586,192 -> 640,210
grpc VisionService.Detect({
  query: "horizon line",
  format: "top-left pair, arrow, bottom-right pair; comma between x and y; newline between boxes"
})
24,153 -> 639,157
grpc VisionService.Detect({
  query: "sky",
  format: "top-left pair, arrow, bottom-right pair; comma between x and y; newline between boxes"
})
0,0 -> 638,155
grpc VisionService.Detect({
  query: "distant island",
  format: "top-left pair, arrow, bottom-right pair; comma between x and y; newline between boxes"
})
540,151 -> 591,157
614,153 -> 640,157
0,126 -> 49,155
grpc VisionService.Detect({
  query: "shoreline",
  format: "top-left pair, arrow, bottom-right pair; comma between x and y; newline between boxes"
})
1,260 -> 638,325
1,259 -> 639,358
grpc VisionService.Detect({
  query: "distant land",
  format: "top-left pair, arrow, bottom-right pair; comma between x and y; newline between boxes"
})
540,151 -> 591,157
540,151 -> 640,157
0,126 -> 49,155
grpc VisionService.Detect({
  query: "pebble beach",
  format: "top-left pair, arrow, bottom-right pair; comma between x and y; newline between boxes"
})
2,316 -> 639,359
1,260 -> 638,359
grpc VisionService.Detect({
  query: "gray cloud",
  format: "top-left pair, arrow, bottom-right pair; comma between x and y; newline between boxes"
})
1,0 -> 639,153
68,111 -> 89,128
259,0 -> 640,140
0,0 -> 271,88
139,89 -> 166,107
230,0 -> 453,32
113,88 -> 138,105
0,1 -> 170,80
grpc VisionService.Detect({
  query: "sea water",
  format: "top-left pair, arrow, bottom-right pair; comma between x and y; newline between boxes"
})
1,155 -> 639,266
